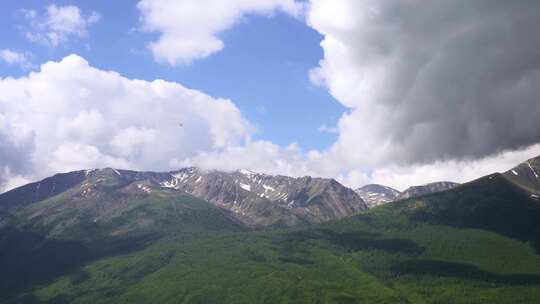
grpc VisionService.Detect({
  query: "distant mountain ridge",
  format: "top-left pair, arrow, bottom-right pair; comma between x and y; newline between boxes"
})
396,181 -> 460,200
355,181 -> 460,208
0,167 -> 367,228
355,184 -> 400,208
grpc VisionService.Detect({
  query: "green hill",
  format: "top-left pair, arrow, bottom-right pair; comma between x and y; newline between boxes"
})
1,158 -> 540,303
0,170 -> 244,303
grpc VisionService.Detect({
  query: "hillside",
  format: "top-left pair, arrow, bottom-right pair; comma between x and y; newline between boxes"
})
0,168 -> 244,302
0,157 -> 540,303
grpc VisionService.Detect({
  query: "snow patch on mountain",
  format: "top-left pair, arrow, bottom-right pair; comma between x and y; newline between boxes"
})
239,183 -> 251,192
527,161 -> 539,178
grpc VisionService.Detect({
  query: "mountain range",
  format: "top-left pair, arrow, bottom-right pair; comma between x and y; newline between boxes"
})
0,155 -> 539,303
0,166 -> 459,227
0,167 -> 366,229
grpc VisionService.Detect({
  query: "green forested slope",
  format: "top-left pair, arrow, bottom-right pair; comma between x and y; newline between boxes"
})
1,168 -> 540,303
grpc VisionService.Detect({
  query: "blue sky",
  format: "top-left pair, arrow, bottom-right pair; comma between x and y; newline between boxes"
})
1,0 -> 539,192
0,0 -> 344,151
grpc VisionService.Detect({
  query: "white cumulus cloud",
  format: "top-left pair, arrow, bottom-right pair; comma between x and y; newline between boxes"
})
21,4 -> 100,46
137,0 -> 305,65
0,54 -> 252,191
0,49 -> 34,70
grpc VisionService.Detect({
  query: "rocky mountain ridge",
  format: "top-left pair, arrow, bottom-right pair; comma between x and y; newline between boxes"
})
0,167 -> 367,228
158,168 -> 367,226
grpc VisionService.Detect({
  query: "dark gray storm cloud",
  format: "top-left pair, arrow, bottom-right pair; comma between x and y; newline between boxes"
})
310,0 -> 540,165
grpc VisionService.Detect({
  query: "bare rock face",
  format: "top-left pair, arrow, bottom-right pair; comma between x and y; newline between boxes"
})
0,168 -> 367,228
355,184 -> 400,208
396,181 -> 459,200
158,168 -> 367,227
